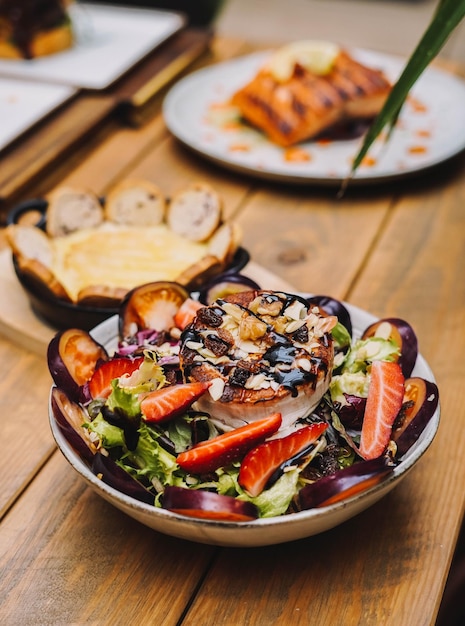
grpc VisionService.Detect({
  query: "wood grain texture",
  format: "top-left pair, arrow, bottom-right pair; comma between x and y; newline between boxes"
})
0,337 -> 54,519
0,34 -> 463,626
0,453 -> 217,625
235,187 -> 392,296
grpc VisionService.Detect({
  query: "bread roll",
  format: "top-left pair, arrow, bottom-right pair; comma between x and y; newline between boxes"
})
175,255 -> 223,290
46,187 -> 104,237
5,224 -> 53,269
105,179 -> 166,227
77,285 -> 129,308
16,257 -> 72,301
207,221 -> 242,267
167,182 -> 222,242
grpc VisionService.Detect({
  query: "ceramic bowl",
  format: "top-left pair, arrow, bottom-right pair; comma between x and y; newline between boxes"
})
49,302 -> 440,547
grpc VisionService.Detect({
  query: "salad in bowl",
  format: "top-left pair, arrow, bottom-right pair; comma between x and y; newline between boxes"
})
48,278 -> 440,546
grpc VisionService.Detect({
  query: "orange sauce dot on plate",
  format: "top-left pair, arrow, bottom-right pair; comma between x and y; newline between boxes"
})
362,156 -> 377,167
408,97 -> 428,113
222,121 -> 242,131
284,147 -> 312,162
229,143 -> 250,152
408,145 -> 428,154
208,101 -> 232,110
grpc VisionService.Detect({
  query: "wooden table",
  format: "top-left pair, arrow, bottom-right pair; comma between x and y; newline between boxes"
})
1,36 -> 464,625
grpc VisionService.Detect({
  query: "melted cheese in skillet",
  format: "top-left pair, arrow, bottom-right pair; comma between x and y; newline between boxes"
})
51,223 -> 208,301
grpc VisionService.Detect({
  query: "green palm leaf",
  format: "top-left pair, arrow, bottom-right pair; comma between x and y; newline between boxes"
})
348,0 -> 465,180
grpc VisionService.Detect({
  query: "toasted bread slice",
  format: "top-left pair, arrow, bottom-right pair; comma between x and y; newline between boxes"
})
5,224 -> 53,268
46,187 -> 104,237
105,179 -> 166,227
207,221 -> 242,268
167,182 -> 223,242
175,254 -> 223,290
76,285 -> 129,308
16,256 -> 72,302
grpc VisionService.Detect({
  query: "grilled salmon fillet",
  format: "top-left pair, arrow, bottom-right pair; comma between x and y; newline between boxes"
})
231,50 -> 391,146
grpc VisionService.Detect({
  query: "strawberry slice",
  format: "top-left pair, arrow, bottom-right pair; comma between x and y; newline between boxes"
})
176,412 -> 282,474
141,381 -> 211,423
238,422 -> 328,497
88,356 -> 144,399
173,298 -> 204,330
359,360 -> 405,460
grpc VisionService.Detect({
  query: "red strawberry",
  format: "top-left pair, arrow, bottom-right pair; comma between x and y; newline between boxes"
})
176,412 -> 282,474
88,356 -> 144,399
173,298 -> 204,330
141,381 -> 211,423
359,360 -> 405,460
238,422 -> 328,497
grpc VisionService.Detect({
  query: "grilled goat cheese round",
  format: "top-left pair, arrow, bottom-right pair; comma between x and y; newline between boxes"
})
179,290 -> 336,432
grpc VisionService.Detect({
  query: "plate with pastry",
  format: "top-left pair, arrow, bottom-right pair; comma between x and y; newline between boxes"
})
5,178 -> 249,330
163,42 -> 465,185
0,1 -> 184,88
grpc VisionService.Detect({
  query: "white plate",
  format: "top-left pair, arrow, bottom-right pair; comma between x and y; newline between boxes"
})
163,49 -> 465,185
49,302 -> 440,547
0,4 -> 184,89
0,78 -> 76,152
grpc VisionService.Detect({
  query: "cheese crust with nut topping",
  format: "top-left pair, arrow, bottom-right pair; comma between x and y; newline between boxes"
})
179,290 -> 336,432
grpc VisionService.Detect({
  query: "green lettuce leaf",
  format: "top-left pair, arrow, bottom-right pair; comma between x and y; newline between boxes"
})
107,379 -> 141,419
85,413 -> 126,448
342,337 -> 400,374
237,469 -> 301,518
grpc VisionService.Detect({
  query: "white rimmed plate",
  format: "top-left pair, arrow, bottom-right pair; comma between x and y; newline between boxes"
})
49,301 -> 440,547
0,78 -> 76,152
163,48 -> 465,185
0,4 -> 184,89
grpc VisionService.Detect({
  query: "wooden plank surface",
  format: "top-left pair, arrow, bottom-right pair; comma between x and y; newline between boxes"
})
0,337 -> 54,519
0,33 -> 464,626
0,453 -> 218,626
235,186 -> 392,296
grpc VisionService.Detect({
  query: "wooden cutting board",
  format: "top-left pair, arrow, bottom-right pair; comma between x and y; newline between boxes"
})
0,249 -> 294,359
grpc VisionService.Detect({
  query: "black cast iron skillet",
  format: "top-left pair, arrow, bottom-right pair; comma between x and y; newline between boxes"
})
8,198 -> 250,331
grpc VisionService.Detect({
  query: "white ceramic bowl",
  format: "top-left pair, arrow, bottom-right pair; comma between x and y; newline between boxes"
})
49,303 -> 440,547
